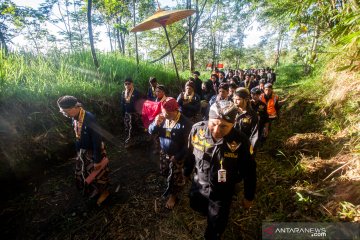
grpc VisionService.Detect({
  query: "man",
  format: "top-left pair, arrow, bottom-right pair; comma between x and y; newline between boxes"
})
207,74 -> 220,94
239,74 -> 257,92
206,83 -> 230,120
147,77 -> 158,101
155,84 -> 167,103
233,87 -> 259,151
208,83 -> 230,107
228,83 -> 238,100
184,100 -> 256,240
259,79 -> 266,93
218,71 -> 227,83
260,83 -> 280,121
148,98 -> 192,209
193,71 -> 203,98
57,96 -> 110,206
177,80 -> 201,122
251,87 -> 269,145
120,77 -> 144,148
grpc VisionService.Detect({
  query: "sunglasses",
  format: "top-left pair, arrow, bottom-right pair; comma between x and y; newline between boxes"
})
124,82 -> 132,85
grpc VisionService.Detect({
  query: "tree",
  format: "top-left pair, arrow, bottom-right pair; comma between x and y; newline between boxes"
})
87,0 -> 99,68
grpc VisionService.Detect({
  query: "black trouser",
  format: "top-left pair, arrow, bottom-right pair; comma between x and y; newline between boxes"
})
189,182 -> 233,240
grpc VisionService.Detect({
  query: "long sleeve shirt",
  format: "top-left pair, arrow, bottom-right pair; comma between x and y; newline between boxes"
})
74,111 -> 102,163
120,89 -> 142,116
148,114 -> 192,161
184,122 -> 256,201
177,92 -> 201,118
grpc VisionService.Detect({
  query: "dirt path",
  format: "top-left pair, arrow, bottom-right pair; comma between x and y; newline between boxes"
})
0,134 -> 265,240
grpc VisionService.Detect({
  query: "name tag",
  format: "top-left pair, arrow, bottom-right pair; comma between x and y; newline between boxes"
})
218,169 -> 227,182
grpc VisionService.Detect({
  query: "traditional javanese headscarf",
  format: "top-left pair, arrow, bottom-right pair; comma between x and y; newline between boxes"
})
57,95 -> 79,109
209,100 -> 237,123
162,97 -> 179,112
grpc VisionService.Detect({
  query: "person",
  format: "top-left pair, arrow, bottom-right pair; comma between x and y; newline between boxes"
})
184,100 -> 256,240
57,96 -> 110,206
120,77 -> 144,148
250,87 -> 269,145
260,83 -> 280,122
200,81 -> 215,121
177,80 -> 201,122
228,83 -> 238,100
148,97 -> 192,209
239,74 -> 257,92
155,84 -> 167,103
206,83 -> 230,120
259,79 -> 266,93
233,87 -> 259,151
218,71 -> 227,83
208,83 -> 230,107
147,77 -> 158,101
207,74 -> 220,94
192,71 -> 203,98
228,77 -> 239,86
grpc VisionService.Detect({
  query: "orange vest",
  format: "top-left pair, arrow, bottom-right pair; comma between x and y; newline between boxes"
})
260,93 -> 279,118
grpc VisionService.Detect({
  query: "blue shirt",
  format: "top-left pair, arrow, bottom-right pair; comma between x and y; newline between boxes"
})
148,114 -> 192,161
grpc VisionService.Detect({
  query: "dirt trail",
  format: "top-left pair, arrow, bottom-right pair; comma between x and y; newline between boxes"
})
0,135 -> 263,240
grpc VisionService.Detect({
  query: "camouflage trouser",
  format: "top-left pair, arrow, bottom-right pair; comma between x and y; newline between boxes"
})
75,149 -> 110,199
124,112 -> 143,145
159,150 -> 185,197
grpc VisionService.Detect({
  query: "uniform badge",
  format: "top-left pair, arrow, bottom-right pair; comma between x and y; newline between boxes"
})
227,141 -> 241,152
242,117 -> 251,124
165,130 -> 171,138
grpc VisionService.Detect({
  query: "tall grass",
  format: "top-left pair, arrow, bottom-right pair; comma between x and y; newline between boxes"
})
0,51 -> 191,104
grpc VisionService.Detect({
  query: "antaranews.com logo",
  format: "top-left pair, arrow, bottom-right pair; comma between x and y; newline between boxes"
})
262,222 -> 359,240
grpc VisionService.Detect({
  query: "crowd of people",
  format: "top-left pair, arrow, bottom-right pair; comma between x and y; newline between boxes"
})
57,67 -> 281,240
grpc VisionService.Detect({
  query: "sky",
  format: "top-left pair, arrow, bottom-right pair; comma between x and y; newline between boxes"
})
12,0 -> 264,51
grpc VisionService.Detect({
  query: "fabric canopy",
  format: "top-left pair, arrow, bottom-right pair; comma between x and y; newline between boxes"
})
141,100 -> 162,129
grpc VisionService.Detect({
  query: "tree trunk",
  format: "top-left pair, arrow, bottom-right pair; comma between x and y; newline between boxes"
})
106,23 -> 113,52
73,0 -> 85,50
116,28 -> 122,53
57,1 -> 73,51
275,29 -> 283,67
305,23 -> 320,74
187,0 -> 194,72
0,29 -> 8,55
133,0 -> 139,65
121,33 -> 125,55
87,0 -> 99,69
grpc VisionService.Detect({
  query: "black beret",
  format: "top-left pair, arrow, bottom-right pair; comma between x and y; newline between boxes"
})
193,71 -> 200,76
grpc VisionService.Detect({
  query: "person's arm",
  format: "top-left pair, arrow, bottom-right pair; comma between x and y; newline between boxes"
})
147,87 -> 152,100
176,93 -> 184,107
183,127 -> 195,178
249,114 -> 259,149
120,92 -> 125,116
148,114 -> 164,134
174,117 -> 193,161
